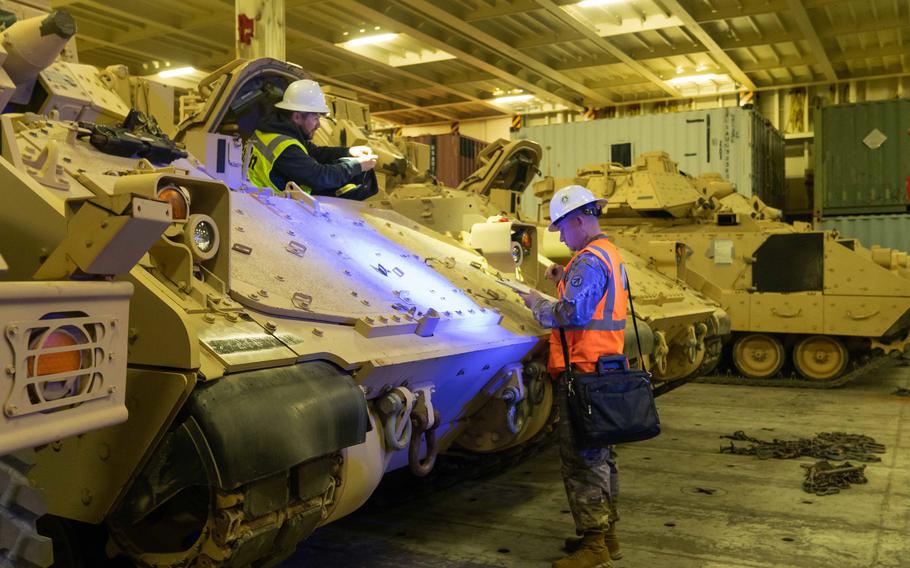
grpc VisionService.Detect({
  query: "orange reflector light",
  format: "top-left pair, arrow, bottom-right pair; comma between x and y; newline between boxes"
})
28,329 -> 83,377
520,232 -> 532,249
157,186 -> 189,220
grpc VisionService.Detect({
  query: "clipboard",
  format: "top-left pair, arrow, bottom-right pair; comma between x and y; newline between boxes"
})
498,279 -> 557,302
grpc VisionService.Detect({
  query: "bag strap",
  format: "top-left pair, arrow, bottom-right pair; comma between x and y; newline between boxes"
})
626,275 -> 648,373
558,328 -> 573,385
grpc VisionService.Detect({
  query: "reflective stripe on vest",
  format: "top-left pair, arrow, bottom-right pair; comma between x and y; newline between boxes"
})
246,130 -> 312,194
547,237 -> 629,374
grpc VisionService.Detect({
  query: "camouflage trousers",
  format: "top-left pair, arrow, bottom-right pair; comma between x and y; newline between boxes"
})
557,376 -> 619,533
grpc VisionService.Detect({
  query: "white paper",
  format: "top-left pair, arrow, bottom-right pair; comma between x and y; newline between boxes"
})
713,239 -> 734,265
498,279 -> 558,302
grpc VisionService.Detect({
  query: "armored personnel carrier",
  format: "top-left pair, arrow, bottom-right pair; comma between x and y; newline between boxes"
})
534,151 -> 910,386
0,15 -> 566,568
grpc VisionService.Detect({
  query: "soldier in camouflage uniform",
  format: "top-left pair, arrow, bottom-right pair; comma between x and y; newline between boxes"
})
521,185 -> 628,568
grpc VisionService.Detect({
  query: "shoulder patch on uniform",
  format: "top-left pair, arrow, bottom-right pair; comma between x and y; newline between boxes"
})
571,275 -> 583,287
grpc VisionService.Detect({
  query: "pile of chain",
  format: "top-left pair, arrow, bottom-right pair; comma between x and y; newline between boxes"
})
719,431 -> 885,496
801,460 -> 868,496
719,430 -> 885,462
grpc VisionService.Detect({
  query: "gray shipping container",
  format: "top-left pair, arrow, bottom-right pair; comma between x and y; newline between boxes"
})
513,107 -> 784,218
817,214 -> 910,253
814,99 -> 910,216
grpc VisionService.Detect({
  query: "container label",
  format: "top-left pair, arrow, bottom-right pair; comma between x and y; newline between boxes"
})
863,128 -> 887,149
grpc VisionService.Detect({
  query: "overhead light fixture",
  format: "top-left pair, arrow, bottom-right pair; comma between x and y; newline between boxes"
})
491,94 -> 535,105
665,73 -> 722,85
158,66 -> 196,79
576,0 -> 625,7
346,33 -> 398,47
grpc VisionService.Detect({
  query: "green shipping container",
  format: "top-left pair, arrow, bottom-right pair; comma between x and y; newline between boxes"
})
815,99 -> 910,216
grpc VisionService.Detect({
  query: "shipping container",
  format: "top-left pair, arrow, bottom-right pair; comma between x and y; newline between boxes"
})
817,214 -> 910,253
513,107 -> 784,209
408,132 -> 486,187
815,99 -> 910,216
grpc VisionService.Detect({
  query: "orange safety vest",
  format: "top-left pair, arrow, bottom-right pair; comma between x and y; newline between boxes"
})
548,237 -> 628,375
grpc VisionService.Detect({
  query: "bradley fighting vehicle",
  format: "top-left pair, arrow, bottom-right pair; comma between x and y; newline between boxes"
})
534,151 -> 910,386
0,13 -> 575,568
300,77 -> 729,384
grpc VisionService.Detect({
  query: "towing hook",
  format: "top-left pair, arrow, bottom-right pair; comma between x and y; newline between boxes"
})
501,385 -> 526,435
377,387 -> 414,451
409,406 -> 441,477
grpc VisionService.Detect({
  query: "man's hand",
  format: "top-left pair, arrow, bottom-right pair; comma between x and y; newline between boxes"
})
349,145 -> 373,157
518,289 -> 543,309
545,263 -> 565,283
357,154 -> 378,172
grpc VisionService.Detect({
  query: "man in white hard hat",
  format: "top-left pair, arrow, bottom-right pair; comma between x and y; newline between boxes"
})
519,184 -> 627,568
247,79 -> 378,198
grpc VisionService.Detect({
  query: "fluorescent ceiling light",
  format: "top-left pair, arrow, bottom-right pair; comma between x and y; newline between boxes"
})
665,73 -> 722,85
158,66 -> 196,79
491,94 -> 535,105
346,33 -> 398,47
576,0 -> 625,7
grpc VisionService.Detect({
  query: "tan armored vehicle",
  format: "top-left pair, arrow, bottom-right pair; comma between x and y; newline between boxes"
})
0,18 -> 570,568
534,151 -> 910,385
275,81 -> 731,383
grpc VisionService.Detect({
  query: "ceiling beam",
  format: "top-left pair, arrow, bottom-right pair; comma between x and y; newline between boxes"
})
346,0 -> 586,110
690,0 -> 789,23
393,0 -> 615,106
375,72 -> 500,96
534,0 -> 680,97
283,19 -> 504,115
462,0 -> 547,22
737,43 -> 909,73
740,55 -> 814,72
785,0 -> 837,81
305,69 -> 460,122
57,0 -> 229,55
658,0 -> 757,91
75,30 -> 216,67
373,98 -> 506,114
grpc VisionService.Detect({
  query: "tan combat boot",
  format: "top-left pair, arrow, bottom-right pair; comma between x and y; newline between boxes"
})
553,531 -> 613,568
563,524 -> 622,560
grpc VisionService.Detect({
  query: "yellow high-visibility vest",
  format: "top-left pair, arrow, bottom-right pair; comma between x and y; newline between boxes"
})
246,130 -> 312,194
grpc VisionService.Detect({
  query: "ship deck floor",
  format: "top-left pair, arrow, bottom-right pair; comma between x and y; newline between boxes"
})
282,361 -> 910,568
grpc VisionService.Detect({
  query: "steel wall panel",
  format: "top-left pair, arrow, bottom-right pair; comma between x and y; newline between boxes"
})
817,214 -> 910,253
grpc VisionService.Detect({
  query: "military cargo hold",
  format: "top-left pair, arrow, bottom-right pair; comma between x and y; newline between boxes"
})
534,151 -> 910,386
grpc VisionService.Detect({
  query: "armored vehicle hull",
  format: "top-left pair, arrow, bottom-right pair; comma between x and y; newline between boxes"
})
534,152 -> 910,386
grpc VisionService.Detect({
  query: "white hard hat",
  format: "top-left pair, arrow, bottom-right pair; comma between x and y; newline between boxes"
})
275,79 -> 330,114
548,184 -> 607,231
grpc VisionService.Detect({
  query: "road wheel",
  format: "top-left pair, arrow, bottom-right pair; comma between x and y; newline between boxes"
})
732,333 -> 785,379
793,335 -> 849,381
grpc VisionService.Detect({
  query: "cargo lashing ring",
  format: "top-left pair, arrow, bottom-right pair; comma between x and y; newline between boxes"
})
685,323 -> 708,363
408,389 -> 440,477
376,387 -> 415,451
654,331 -> 670,375
499,364 -> 527,435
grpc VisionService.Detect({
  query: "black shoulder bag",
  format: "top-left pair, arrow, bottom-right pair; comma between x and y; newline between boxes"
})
558,276 -> 661,447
